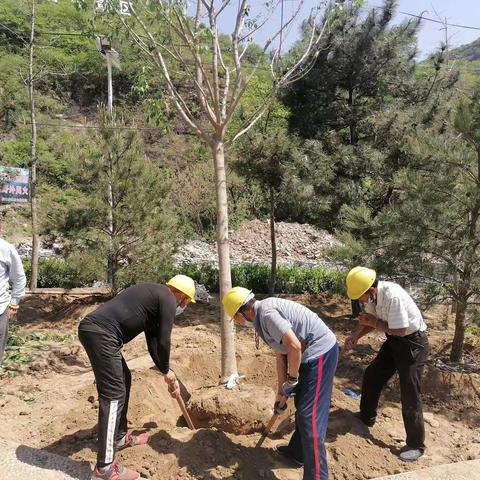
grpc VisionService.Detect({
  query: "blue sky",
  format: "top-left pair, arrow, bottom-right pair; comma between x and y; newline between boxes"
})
214,0 -> 479,60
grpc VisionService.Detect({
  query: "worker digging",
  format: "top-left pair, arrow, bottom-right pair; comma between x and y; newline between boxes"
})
222,286 -> 340,480
78,275 -> 196,480
343,266 -> 429,462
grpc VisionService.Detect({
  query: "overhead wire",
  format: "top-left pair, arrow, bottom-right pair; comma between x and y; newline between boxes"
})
19,121 -> 169,131
363,3 -> 480,31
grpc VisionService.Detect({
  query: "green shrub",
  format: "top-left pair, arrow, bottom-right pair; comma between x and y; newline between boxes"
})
23,258 -> 99,288
22,259 -> 346,294
173,263 -> 346,295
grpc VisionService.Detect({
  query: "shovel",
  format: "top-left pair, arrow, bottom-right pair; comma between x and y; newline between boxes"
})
175,393 -> 195,430
149,376 -> 196,430
255,397 -> 287,448
168,378 -> 196,430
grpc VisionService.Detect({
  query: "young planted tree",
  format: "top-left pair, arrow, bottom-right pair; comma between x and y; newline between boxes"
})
2,0 -> 93,289
99,0 -> 330,382
27,0 -> 40,290
235,125 -> 330,293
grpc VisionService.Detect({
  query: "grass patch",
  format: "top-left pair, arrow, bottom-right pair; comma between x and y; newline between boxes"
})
0,325 -> 77,376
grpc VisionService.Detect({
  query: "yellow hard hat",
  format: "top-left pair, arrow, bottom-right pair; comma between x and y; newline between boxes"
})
222,286 -> 254,318
346,266 -> 376,300
166,274 -> 196,303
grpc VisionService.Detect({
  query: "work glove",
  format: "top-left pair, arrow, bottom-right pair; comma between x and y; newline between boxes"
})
273,394 -> 288,415
282,379 -> 299,397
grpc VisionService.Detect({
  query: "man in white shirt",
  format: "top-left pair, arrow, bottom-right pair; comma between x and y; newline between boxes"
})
343,267 -> 428,462
0,238 -> 26,364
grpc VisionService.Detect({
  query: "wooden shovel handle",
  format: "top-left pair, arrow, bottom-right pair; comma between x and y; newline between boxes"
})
255,397 -> 287,448
176,394 -> 195,430
149,377 -> 195,430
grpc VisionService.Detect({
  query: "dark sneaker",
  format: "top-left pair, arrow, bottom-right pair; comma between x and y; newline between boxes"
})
399,448 -> 423,462
353,411 -> 376,427
92,461 -> 140,480
116,432 -> 150,451
274,444 -> 303,467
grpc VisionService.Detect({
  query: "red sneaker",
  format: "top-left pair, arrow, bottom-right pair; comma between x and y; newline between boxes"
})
116,432 -> 150,451
92,461 -> 140,480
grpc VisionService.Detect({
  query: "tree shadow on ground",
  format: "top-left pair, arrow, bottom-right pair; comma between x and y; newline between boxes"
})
42,427 -> 97,459
149,428 -> 298,480
14,444 -> 91,480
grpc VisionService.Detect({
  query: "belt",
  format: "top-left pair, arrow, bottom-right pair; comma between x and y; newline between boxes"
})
387,330 -> 427,351
404,330 -> 426,340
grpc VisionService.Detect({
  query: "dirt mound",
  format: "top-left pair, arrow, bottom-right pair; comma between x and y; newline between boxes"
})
188,384 -> 275,434
174,219 -> 342,267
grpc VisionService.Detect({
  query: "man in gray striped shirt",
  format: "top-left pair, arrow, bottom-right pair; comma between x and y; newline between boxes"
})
223,287 -> 339,480
0,237 -> 26,364
344,267 -> 429,463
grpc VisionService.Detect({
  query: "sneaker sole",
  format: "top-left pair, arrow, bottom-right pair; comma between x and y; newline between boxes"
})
399,455 -> 423,462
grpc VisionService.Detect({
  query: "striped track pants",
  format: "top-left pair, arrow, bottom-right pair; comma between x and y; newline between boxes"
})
288,343 -> 339,480
78,319 -> 131,467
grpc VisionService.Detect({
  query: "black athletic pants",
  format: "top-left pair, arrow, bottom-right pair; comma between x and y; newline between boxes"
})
359,331 -> 429,451
78,318 -> 131,467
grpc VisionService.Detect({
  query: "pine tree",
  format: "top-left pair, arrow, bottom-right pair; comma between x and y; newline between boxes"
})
48,109 -> 178,288
235,126 -> 321,293
363,88 -> 480,363
283,0 -> 454,229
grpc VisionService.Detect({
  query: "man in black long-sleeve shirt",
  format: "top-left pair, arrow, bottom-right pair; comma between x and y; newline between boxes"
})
78,275 -> 196,480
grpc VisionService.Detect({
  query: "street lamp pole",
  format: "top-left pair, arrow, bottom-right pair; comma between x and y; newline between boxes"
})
106,51 -> 113,116
96,36 -> 120,287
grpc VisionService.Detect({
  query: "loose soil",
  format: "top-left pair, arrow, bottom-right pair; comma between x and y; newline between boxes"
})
1,294 -> 479,480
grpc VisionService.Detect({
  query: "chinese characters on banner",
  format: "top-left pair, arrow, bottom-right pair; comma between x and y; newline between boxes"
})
0,167 -> 29,204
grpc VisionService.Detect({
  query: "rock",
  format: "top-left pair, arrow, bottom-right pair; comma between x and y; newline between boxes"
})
87,396 -> 95,404
173,220 -> 343,269
423,412 -> 439,428
16,241 -> 63,261
188,384 -> 276,434
382,407 -> 396,419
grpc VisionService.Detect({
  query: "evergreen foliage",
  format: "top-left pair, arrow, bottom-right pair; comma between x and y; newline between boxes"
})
0,0 -> 479,359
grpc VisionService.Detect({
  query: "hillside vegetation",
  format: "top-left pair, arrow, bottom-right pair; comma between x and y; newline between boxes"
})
0,0 -> 479,360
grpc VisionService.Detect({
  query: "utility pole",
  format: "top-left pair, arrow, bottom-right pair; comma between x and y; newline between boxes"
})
96,37 -> 120,288
105,47 -> 114,288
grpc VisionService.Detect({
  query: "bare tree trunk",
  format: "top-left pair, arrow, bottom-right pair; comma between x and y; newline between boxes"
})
269,186 -> 277,295
28,0 -> 39,291
213,141 -> 237,381
450,297 -> 466,362
442,303 -> 449,330
451,271 -> 458,314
